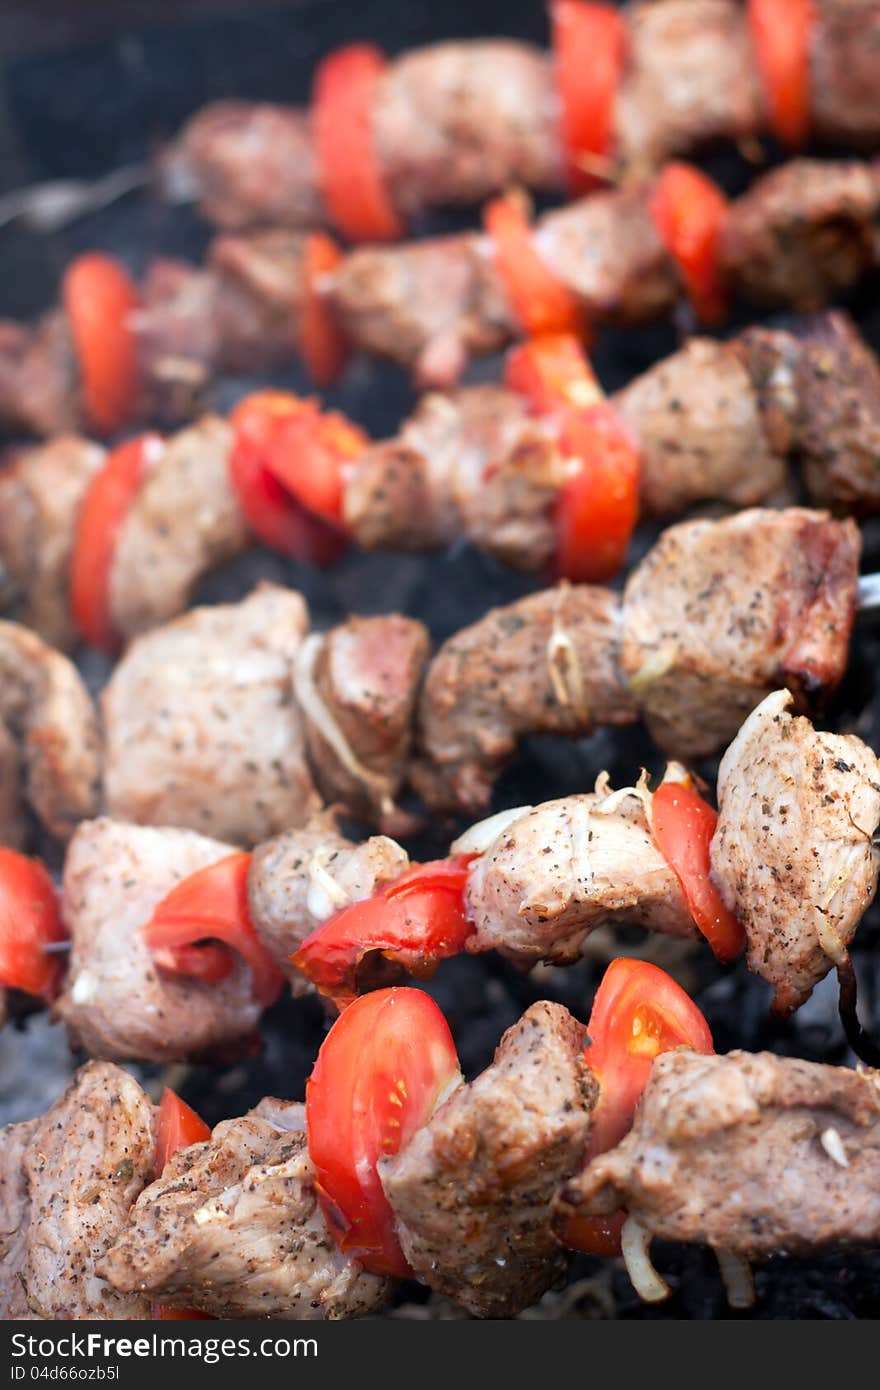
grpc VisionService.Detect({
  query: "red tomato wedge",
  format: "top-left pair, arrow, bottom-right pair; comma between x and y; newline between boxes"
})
554,403 -> 640,582
0,848 -> 66,1001
748,0 -> 815,148
63,253 -> 141,435
484,195 -> 585,339
228,392 -> 351,565
70,432 -> 164,653
152,1089 -> 213,1322
267,406 -> 367,527
563,958 -> 714,1255
307,987 -> 461,1276
143,851 -> 284,1009
313,44 -> 405,243
505,334 -> 603,416
292,857 -> 475,1007
551,1 -> 627,190
651,780 -> 746,963
649,163 -> 729,324
299,232 -> 350,387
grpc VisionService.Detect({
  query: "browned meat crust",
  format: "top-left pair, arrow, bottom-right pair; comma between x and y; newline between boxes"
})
559,1050 -> 880,1259
381,1001 -> 596,1317
0,314 -> 80,438
0,721 -> 24,849
0,1119 -> 37,1319
811,0 -> 880,147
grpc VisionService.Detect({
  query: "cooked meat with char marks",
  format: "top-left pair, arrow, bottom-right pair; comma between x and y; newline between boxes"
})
620,509 -> 859,757
711,689 -> 880,1015
465,787 -> 695,967
100,1102 -> 390,1319
811,0 -> 880,148
612,0 -> 762,173
21,1062 -> 156,1320
0,313 -> 80,439
0,620 -> 101,841
247,813 -> 409,991
57,819 -> 262,1061
560,1049 -> 880,1258
381,1001 -> 595,1318
295,615 -> 429,832
612,337 -> 788,515
102,585 -> 318,845
345,386 -> 565,570
413,584 -> 638,815
0,1119 -> 36,1319
0,435 -> 103,650
109,417 -> 249,642
718,159 -> 880,310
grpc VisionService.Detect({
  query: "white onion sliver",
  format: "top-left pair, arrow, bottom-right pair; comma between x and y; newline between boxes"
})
451,805 -> 534,857
714,1248 -> 755,1310
621,1216 -> 670,1303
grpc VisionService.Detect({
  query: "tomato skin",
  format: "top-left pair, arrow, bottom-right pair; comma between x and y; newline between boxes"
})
563,958 -> 714,1255
152,1089 -> 213,1322
299,232 -> 350,387
63,253 -> 141,435
313,45 -> 405,243
748,0 -> 815,148
268,408 -> 367,526
70,433 -> 164,653
505,334 -> 603,416
551,1 -> 627,191
0,848 -> 66,1001
554,403 -> 640,582
651,781 -> 747,963
484,196 -> 585,339
293,857 -> 474,1006
649,163 -> 729,324
306,988 -> 461,1276
143,851 -> 284,1009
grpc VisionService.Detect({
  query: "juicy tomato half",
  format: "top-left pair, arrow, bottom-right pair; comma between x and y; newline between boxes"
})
152,1089 -> 213,1321
563,958 -> 714,1255
748,0 -> 815,148
554,403 -> 641,583
313,44 -> 405,243
70,432 -> 164,653
143,851 -> 284,1009
228,391 -> 362,565
648,163 -> 729,324
292,857 -> 475,1007
484,195 -> 585,340
298,232 -> 350,387
551,1 -> 627,190
306,987 -> 461,1276
62,253 -> 141,435
0,848 -> 66,1001
651,779 -> 746,963
505,334 -> 603,417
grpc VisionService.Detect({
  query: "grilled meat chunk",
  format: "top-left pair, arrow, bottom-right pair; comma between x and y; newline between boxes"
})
381,1001 -> 595,1318
811,0 -> 880,148
0,313 -> 80,439
0,435 -> 103,650
57,819 -> 261,1061
102,584 -> 318,845
20,1062 -> 156,1319
0,619 -> 101,841
100,1102 -> 390,1319
247,814 -> 409,991
620,508 -> 859,757
0,721 -> 24,849
413,584 -> 638,815
0,1119 -> 36,1319
711,689 -> 880,1015
560,1049 -> 880,1259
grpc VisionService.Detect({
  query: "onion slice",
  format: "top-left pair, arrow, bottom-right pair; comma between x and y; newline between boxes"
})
620,1216 -> 670,1303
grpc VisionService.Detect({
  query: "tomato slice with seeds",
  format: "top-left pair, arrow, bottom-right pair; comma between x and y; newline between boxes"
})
484,195 -> 585,339
505,334 -> 603,416
298,232 -> 350,387
554,403 -> 640,583
63,253 -> 141,435
649,163 -> 729,325
0,848 -> 66,1001
652,780 -> 746,963
551,1 -> 627,191
748,0 -> 815,148
152,1089 -> 213,1321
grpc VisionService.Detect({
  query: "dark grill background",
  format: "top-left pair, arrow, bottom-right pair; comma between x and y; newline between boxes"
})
1,0 -> 879,1318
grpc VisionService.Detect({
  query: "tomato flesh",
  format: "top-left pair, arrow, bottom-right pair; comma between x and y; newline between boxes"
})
649,163 -> 729,324
484,195 -> 585,339
505,334 -> 603,416
152,1090 -> 213,1321
554,403 -> 640,582
651,781 -> 746,963
63,253 -> 141,435
552,1 -> 627,190
0,848 -> 66,1001
299,232 -> 350,387
306,987 -> 461,1276
748,0 -> 815,147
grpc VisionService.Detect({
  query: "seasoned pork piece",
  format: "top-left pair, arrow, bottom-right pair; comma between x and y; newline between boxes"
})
295,615 -> 429,832
0,434 -> 104,650
0,620 -> 101,841
248,813 -> 409,991
102,585 -> 318,844
0,1119 -> 36,1319
100,1102 -> 390,1319
465,786 -> 695,966
381,1002 -> 595,1318
0,312 -> 81,439
560,1049 -> 880,1258
21,1062 -> 156,1319
719,159 -> 880,310
613,337 -> 787,514
613,0 -> 762,172
57,819 -> 262,1061
811,0 -> 880,148
344,387 -> 566,570
711,689 -> 880,1015
620,508 -> 859,757
413,584 -> 638,815
108,417 -> 250,641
